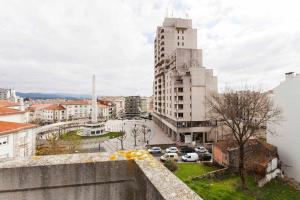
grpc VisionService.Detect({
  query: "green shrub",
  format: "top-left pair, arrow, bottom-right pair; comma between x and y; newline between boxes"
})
164,160 -> 178,172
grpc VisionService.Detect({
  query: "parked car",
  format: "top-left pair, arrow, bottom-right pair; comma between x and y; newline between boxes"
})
199,152 -> 212,161
180,147 -> 195,154
181,153 -> 199,162
148,147 -> 162,154
160,153 -> 179,162
166,147 -> 179,153
195,146 -> 207,154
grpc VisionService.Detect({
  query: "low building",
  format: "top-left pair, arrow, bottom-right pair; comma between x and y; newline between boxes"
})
0,121 -> 37,159
0,100 -> 27,123
213,139 -> 280,183
267,72 -> 300,183
26,103 -> 53,123
125,96 -> 141,118
41,104 -> 66,123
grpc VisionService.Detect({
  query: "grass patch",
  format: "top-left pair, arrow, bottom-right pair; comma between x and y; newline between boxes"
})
175,169 -> 300,200
60,130 -> 121,140
175,163 -> 218,181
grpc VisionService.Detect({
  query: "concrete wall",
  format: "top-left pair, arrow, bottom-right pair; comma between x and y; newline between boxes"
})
0,152 -> 202,200
0,161 -> 134,200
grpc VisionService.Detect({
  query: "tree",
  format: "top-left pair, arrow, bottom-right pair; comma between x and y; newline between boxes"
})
131,124 -> 141,147
140,124 -> 151,143
117,130 -> 127,150
44,131 -> 61,155
207,89 -> 281,190
67,133 -> 81,153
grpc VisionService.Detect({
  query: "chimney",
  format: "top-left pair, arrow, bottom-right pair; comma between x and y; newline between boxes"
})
285,72 -> 295,80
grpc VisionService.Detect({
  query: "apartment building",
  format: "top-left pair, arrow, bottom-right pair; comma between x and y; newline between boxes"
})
125,96 -> 141,118
41,104 -> 66,123
62,100 -> 91,120
267,72 -> 300,183
152,17 -> 218,145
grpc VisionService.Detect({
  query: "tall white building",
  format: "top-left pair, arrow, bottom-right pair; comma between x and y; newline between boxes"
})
152,17 -> 218,144
0,88 -> 23,103
267,72 -> 300,182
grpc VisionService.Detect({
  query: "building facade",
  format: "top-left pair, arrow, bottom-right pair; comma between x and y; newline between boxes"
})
152,17 -> 218,144
0,121 -> 37,159
0,100 -> 27,123
62,100 -> 91,120
125,96 -> 141,118
267,72 -> 300,183
41,104 -> 66,123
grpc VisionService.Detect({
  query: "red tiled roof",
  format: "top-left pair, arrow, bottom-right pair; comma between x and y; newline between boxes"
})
0,107 -> 25,116
62,100 -> 90,105
0,100 -> 20,107
0,121 -> 37,135
98,103 -> 109,108
43,104 -> 66,111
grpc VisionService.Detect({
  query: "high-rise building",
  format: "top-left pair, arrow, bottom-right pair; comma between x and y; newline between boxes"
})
152,17 -> 218,144
125,96 -> 141,118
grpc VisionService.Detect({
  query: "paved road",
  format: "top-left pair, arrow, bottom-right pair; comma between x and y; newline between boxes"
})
102,119 -> 173,153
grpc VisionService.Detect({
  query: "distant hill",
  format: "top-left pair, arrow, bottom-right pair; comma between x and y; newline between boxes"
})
16,92 -> 91,100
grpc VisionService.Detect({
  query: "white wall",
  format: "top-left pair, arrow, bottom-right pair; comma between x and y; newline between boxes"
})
0,128 -> 36,159
267,75 -> 300,182
0,113 -> 26,123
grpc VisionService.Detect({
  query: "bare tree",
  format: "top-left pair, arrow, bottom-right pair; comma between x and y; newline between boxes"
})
131,124 -> 141,147
207,89 -> 281,190
67,134 -> 81,153
140,124 -> 151,143
117,130 -> 127,150
45,131 -> 60,155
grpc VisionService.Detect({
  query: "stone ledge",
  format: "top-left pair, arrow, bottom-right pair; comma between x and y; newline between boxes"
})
0,151 -> 202,200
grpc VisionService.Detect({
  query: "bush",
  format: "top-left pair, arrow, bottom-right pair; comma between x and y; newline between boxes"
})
164,160 -> 178,172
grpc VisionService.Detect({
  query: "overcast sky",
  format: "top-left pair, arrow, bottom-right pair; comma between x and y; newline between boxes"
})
0,0 -> 299,96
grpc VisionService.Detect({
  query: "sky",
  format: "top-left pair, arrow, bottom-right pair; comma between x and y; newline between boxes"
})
0,0 -> 299,96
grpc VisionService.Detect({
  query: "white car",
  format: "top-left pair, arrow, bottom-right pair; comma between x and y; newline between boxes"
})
148,147 -> 162,154
165,147 -> 179,153
160,153 -> 179,162
181,153 -> 199,162
195,146 -> 207,154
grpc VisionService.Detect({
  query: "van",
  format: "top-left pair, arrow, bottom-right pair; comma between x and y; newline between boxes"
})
160,153 -> 179,162
181,153 -> 199,162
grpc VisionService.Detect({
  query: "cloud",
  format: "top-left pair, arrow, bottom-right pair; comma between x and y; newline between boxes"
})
0,0 -> 299,96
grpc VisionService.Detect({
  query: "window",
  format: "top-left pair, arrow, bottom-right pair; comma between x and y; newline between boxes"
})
182,42 -> 184,46
178,42 -> 180,46
177,30 -> 179,34
182,36 -> 184,39
182,30 -> 184,34
177,36 -> 179,39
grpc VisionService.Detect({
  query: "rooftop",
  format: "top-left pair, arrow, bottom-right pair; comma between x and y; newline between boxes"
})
0,121 -> 37,135
62,100 -> 90,105
0,107 -> 25,116
0,100 -> 20,107
43,104 -> 66,110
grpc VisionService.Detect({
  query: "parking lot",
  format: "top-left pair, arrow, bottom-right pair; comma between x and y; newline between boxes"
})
148,146 -> 213,163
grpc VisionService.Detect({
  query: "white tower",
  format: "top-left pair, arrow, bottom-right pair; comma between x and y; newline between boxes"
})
91,75 -> 98,123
